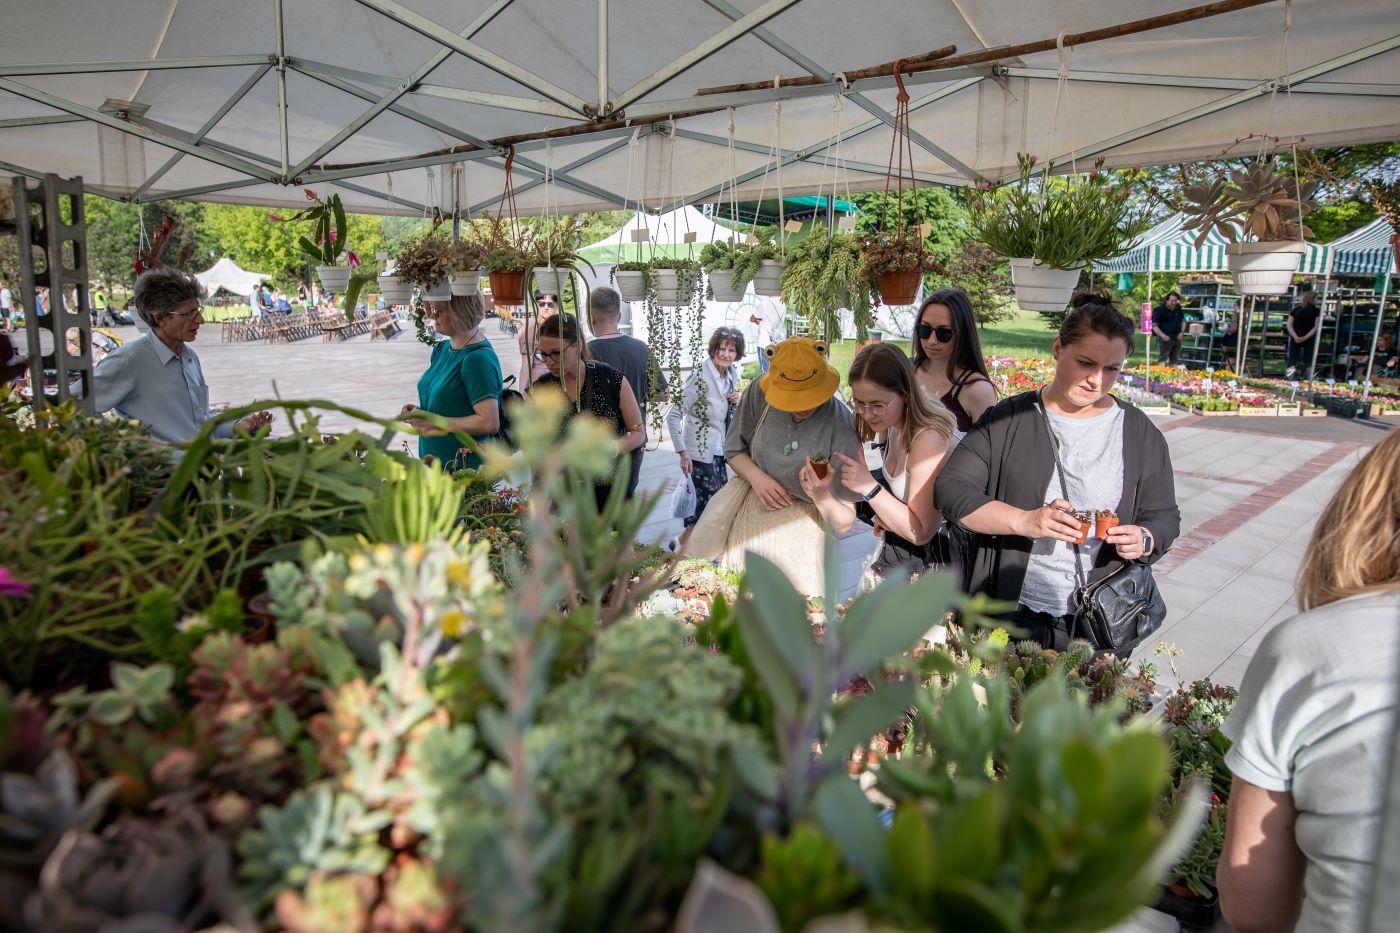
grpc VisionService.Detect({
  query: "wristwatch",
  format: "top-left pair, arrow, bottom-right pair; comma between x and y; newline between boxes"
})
862,483 -> 882,502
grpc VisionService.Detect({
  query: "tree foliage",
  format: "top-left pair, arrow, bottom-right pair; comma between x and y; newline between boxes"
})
203,204 -> 385,287
851,187 -> 967,267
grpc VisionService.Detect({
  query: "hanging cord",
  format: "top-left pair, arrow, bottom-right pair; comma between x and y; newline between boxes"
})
880,60 -> 923,257
542,140 -> 555,267
773,77 -> 787,257
1048,30 -> 1078,175
667,120 -> 694,253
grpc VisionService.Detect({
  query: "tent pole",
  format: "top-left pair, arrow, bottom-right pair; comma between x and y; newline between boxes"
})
1144,268 -> 1154,389
1307,266 -> 1331,388
274,0 -> 290,180
1362,271 -> 1392,399
1237,295 -> 1251,375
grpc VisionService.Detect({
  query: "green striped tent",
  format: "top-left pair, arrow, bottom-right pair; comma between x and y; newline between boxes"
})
1327,218 -> 1396,276
1093,214 -> 1331,275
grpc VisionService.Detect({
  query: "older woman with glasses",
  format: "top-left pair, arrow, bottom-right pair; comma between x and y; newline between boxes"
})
911,287 -> 998,432
532,313 -> 645,509
91,267 -> 271,444
666,326 -> 744,546
401,293 -> 503,471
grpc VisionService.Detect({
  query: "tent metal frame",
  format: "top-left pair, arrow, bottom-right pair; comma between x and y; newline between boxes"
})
0,1 -> 1397,213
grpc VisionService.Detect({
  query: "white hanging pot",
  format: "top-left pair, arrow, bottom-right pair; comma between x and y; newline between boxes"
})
1226,242 -> 1305,296
752,260 -> 785,297
708,269 -> 747,302
315,264 -> 352,291
448,270 -> 480,296
614,270 -> 647,301
652,268 -> 695,306
421,278 -> 452,302
1008,258 -> 1083,312
378,273 -> 412,304
532,266 -> 568,297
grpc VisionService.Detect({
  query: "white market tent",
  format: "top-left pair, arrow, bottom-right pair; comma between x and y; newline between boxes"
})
194,256 -> 269,297
1,0 -> 1398,217
1094,214 -> 1332,276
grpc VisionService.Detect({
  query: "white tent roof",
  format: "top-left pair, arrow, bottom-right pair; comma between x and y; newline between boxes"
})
1,0 -> 1398,215
194,256 -> 268,297
579,206 -> 735,264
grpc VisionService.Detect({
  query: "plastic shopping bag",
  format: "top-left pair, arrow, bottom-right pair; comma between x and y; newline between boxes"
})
671,475 -> 697,520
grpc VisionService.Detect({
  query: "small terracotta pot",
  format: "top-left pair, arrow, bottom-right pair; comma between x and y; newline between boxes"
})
488,269 -> 526,305
1095,510 -> 1120,539
876,268 -> 922,306
809,456 -> 829,479
1071,511 -> 1093,545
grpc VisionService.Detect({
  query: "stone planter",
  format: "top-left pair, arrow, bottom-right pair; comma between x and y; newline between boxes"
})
315,264 -> 352,291
707,269 -> 746,302
1226,241 -> 1304,296
751,260 -> 785,297
1009,258 -> 1083,312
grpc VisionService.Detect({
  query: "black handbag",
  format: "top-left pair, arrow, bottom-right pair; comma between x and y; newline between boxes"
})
1037,396 -> 1166,652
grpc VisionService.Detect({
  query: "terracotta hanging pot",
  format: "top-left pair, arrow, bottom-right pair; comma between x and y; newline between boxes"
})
488,269 -> 526,305
876,269 -> 922,306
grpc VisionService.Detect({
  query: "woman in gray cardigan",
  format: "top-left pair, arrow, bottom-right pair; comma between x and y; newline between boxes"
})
934,294 -> 1180,652
667,327 -> 744,546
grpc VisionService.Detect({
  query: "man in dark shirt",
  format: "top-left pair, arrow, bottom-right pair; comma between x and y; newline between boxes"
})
1286,291 -> 1321,378
586,286 -> 666,496
1152,291 -> 1186,364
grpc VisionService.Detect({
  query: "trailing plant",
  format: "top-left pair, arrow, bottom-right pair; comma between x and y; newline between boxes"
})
644,257 -> 705,422
968,154 -> 1151,268
858,227 -> 939,278
274,190 -> 353,266
1175,157 -> 1318,245
392,232 -> 456,288
729,239 -> 784,287
528,215 -> 596,277
779,227 -> 873,339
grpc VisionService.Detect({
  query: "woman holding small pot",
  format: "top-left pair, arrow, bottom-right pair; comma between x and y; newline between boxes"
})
934,293 -> 1180,652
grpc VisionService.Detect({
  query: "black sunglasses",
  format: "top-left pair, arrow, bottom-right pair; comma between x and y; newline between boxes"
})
916,323 -> 955,343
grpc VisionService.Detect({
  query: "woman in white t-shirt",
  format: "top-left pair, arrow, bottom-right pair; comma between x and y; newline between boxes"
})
1218,429 -> 1400,933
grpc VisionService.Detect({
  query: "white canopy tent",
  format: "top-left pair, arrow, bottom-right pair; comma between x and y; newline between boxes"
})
194,256 -> 269,298
0,0 -> 1397,216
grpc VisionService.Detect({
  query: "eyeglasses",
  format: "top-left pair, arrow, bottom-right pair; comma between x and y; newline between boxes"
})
915,323 -> 955,343
167,303 -> 204,318
535,344 -> 573,362
851,395 -> 900,416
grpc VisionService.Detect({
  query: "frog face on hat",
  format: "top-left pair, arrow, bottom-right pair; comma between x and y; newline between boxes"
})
758,337 -> 841,413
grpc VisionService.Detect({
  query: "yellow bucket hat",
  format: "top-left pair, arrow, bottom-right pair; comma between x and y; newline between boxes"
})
758,337 -> 841,413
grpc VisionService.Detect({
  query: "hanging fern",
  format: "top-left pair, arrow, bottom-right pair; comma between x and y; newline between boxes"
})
779,228 -> 874,340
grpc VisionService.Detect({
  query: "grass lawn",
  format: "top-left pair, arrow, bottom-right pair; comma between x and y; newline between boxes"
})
826,308 -> 1056,380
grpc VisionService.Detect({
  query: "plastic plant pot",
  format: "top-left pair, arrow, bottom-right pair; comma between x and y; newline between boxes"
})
809,455 -> 829,479
488,270 -> 526,305
1095,509 -> 1120,539
1071,510 -> 1093,546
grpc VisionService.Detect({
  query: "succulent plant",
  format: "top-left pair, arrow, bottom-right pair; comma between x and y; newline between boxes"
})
23,809 -> 257,932
0,685 -> 51,774
0,750 -> 116,869
53,661 -> 178,728
275,870 -> 376,932
1179,158 -> 1317,246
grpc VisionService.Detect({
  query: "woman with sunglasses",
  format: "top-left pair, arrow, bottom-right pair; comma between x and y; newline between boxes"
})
518,292 -> 559,388
532,313 -> 645,510
799,342 -> 956,578
911,287 -> 998,433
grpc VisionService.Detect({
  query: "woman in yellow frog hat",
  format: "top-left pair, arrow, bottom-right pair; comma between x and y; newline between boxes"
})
684,336 -> 862,596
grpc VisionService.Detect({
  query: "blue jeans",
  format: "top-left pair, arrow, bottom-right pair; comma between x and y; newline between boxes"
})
758,349 -> 771,374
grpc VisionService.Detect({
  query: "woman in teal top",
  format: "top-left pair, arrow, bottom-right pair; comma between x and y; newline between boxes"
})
401,293 -> 502,470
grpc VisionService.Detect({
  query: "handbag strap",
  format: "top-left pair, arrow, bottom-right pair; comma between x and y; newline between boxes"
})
1034,391 -> 1088,593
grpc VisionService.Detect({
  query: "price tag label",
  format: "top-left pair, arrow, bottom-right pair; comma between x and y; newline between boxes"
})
1206,366 -> 1215,374
745,233 -> 760,245
838,215 -> 857,231
1203,378 -> 1213,389
1364,380 -> 1373,389
1177,364 -> 1187,371
630,229 -> 650,242
1349,379 -> 1359,389
1141,302 -> 1152,336
918,222 -> 933,237
682,231 -> 697,243
784,219 -> 804,234
1228,379 -> 1238,389
1290,380 -> 1300,389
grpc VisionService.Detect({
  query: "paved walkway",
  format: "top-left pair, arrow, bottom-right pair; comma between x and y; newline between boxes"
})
104,319 -> 1389,687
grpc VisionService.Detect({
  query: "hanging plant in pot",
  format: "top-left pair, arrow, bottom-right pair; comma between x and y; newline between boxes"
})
469,215 -> 530,306
393,231 -> 456,302
649,257 -> 701,307
781,227 -> 874,338
446,238 -> 483,296
610,261 -> 650,302
1177,158 -> 1317,296
273,190 -> 355,292
969,153 -> 1151,312
699,238 -> 750,302
529,215 -> 595,298
860,229 -> 936,308
731,236 -> 785,298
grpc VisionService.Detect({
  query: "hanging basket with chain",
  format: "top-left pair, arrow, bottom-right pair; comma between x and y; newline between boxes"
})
863,59 -> 935,307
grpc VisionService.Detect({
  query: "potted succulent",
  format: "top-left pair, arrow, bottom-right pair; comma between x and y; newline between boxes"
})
739,239 -> 786,298
392,232 -> 455,302
272,190 -> 358,292
699,238 -> 750,302
610,261 -> 650,302
1179,158 -> 1317,296
470,216 -> 531,306
859,229 -> 937,306
650,257 -> 701,307
529,216 -> 594,298
969,154 -> 1150,312
447,238 -> 483,296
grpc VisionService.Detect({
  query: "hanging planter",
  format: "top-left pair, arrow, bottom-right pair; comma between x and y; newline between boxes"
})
448,271 -> 480,296
532,266 -> 568,297
1225,242 -> 1305,296
315,265 -> 352,291
378,272 -> 412,304
421,278 -> 452,302
613,265 -> 648,301
651,262 -> 698,306
1008,259 -> 1085,311
707,270 -> 746,302
875,269 -> 923,307
752,260 -> 786,297
488,270 -> 527,305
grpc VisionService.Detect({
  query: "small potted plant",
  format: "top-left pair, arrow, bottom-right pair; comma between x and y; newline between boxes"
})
470,216 -> 531,306
1178,158 -> 1317,296
969,154 -> 1150,312
740,238 -> 786,298
650,257 -> 701,307
393,231 -> 455,302
699,238 -> 749,302
1069,509 -> 1093,545
1094,509 -> 1120,539
611,261 -> 650,301
807,454 -> 830,479
859,228 -> 937,306
273,190 -> 357,292
530,215 -> 594,298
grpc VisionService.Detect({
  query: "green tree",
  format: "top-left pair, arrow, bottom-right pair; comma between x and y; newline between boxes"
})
851,187 -> 967,267
202,204 -> 386,287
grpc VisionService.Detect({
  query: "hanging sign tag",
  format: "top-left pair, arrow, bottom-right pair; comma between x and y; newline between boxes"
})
1140,302 -> 1152,336
630,229 -> 650,242
682,231 -> 697,243
784,219 -> 803,234
917,222 -> 933,237
838,215 -> 857,231
745,233 -> 760,245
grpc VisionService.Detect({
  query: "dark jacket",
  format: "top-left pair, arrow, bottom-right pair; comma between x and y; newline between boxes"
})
1153,302 -> 1185,338
933,391 -> 1180,605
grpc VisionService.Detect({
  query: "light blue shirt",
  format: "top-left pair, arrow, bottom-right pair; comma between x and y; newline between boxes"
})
91,332 -> 233,444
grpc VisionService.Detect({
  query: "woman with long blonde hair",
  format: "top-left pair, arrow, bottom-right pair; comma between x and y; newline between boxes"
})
1218,430 -> 1400,933
801,342 -> 955,577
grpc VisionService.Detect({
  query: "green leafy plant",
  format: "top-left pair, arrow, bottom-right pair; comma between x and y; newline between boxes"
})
858,227 -> 939,278
468,215 -> 532,273
392,232 -> 456,288
728,239 -> 784,287
779,228 -> 874,338
968,154 -> 1152,268
1176,158 -> 1318,245
274,190 -> 351,266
